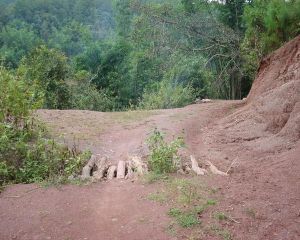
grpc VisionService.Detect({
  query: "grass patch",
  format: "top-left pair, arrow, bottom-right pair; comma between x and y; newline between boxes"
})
178,213 -> 200,228
211,225 -> 233,240
214,211 -> 229,221
206,199 -> 217,206
142,172 -> 169,184
245,207 -> 256,218
166,222 -> 177,236
194,205 -> 206,215
147,192 -> 167,203
168,208 -> 182,217
168,178 -> 201,205
168,206 -> 204,228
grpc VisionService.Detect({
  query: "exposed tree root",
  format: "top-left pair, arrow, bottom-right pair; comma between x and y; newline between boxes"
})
117,161 -> 126,179
125,161 -> 134,179
107,165 -> 117,180
81,153 -> 231,182
130,156 -> 148,176
81,155 -> 110,180
81,154 -> 100,179
93,156 -> 109,180
206,160 -> 228,176
190,155 -> 208,175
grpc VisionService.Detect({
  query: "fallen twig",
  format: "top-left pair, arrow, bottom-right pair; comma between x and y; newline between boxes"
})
191,155 -> 207,175
226,158 -> 239,174
206,160 -> 228,176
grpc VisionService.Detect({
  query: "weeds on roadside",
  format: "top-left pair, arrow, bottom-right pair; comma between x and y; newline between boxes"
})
245,207 -> 256,218
142,172 -> 169,184
214,212 -> 229,221
147,129 -> 184,174
147,192 -> 168,203
168,208 -> 200,228
167,178 -> 203,205
210,225 -> 233,240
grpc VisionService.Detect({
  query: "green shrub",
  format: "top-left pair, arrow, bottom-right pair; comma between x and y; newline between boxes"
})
0,67 -> 90,187
139,79 -> 195,110
17,138 -> 90,183
147,129 -> 184,174
18,45 -> 71,109
70,83 -> 116,112
0,121 -> 91,185
242,0 -> 300,80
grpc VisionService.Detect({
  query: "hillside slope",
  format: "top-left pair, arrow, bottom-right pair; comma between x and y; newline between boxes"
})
198,35 -> 300,240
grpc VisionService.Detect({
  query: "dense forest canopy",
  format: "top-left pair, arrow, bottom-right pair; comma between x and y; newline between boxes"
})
0,0 -> 299,111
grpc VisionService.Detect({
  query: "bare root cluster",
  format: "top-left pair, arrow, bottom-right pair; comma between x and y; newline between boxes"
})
80,154 -> 148,181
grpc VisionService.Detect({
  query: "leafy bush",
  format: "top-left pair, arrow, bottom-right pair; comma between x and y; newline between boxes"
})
242,0 -> 300,80
147,129 -> 184,174
70,73 -> 116,111
0,20 -> 42,68
165,54 -> 213,99
16,136 -> 90,183
139,79 -> 195,110
0,122 -> 91,186
71,85 -> 115,111
18,46 -> 71,109
0,67 -> 90,187
0,66 -> 40,124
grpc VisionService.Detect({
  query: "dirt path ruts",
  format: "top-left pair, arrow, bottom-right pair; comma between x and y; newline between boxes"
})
1,99 -> 299,240
0,101 -> 239,240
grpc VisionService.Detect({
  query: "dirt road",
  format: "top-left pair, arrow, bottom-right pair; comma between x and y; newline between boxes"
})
0,101 -> 236,240
1,99 -> 299,240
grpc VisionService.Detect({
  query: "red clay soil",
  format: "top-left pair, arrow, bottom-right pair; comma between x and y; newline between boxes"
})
1,37 -> 300,240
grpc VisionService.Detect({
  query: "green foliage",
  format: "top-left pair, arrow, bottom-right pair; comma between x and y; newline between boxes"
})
114,0 -> 134,38
177,212 -> 200,228
0,67 -> 40,124
19,46 -> 71,109
214,212 -> 229,221
143,172 -> 168,184
17,138 -> 90,183
147,129 -> 184,174
242,0 -> 300,81
49,21 -> 93,57
168,208 -> 200,228
139,80 -> 195,110
218,0 -> 247,31
71,80 -> 116,112
263,0 -> 300,51
147,192 -> 168,203
0,67 -> 90,186
168,178 -> 200,205
165,55 -> 213,98
211,225 -> 233,240
168,208 -> 182,217
206,199 -> 217,206
0,0 -> 299,109
0,20 -> 42,68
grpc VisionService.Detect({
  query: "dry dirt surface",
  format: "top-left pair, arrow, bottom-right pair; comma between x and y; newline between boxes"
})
1,37 -> 300,240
